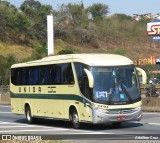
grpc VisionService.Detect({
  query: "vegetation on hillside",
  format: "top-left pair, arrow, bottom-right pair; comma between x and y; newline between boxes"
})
0,0 -> 159,83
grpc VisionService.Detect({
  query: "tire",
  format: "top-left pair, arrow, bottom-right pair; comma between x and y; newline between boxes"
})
25,106 -> 35,124
71,109 -> 80,129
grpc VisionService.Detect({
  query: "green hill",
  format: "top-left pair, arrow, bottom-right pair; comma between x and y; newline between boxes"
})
0,0 -> 160,82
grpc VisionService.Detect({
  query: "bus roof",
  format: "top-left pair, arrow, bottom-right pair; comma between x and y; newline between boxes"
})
11,54 -> 133,68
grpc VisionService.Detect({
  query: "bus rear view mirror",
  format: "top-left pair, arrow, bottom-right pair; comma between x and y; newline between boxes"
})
84,69 -> 94,88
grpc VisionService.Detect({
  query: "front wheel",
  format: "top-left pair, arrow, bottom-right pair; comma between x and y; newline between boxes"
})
25,106 -> 35,124
71,109 -> 81,129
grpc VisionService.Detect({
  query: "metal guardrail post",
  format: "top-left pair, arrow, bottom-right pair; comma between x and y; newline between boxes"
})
0,93 -> 1,101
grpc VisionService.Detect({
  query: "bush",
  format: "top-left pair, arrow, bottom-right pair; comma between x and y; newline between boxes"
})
113,49 -> 126,56
58,49 -> 74,55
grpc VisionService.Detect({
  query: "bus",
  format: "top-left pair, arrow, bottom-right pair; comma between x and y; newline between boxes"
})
10,54 -> 144,129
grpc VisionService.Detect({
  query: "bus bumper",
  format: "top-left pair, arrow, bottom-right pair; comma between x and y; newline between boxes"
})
92,107 -> 142,124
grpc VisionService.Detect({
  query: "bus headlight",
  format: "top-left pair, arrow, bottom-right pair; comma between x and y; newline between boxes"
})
134,106 -> 141,111
94,107 -> 109,114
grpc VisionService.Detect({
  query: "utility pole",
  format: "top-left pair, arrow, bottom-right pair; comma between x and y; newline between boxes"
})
47,15 -> 54,56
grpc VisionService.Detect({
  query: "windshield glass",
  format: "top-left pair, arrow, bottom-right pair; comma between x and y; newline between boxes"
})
90,65 -> 141,105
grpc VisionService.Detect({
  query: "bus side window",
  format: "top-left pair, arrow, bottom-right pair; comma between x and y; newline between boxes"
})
62,63 -> 74,84
56,66 -> 62,84
34,67 -> 39,84
82,73 -> 91,99
17,69 -> 22,85
29,68 -> 34,85
51,65 -> 62,84
40,66 -> 49,85
22,68 -> 27,85
11,69 -> 16,85
74,62 -> 91,100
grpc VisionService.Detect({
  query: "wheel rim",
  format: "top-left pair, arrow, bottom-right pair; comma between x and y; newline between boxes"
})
27,111 -> 30,121
73,114 -> 79,124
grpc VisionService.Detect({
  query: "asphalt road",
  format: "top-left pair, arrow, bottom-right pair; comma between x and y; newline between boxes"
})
0,105 -> 160,142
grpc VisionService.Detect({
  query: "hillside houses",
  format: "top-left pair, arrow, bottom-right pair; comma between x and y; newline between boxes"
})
132,13 -> 160,21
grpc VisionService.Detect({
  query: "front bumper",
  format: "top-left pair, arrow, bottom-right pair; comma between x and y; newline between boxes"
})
92,107 -> 142,124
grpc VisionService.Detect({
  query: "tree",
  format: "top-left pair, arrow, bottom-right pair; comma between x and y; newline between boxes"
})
20,0 -> 41,18
20,0 -> 53,45
66,3 -> 88,27
88,3 -> 109,20
0,1 -> 19,42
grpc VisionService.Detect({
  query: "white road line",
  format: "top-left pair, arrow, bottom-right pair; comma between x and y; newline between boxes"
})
0,121 -> 59,128
143,112 -> 160,115
0,128 -> 111,134
0,105 -> 11,108
0,125 -> 35,128
148,123 -> 160,126
0,124 -> 58,128
0,112 -> 11,114
0,122 -> 12,124
0,121 -> 112,134
0,128 -> 69,133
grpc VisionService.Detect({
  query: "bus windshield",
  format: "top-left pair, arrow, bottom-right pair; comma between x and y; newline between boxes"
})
90,65 -> 141,105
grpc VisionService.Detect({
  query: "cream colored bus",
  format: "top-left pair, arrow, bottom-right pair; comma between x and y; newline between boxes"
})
10,54 -> 142,129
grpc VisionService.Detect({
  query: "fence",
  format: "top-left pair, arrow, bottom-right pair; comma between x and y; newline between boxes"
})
0,79 -> 9,86
141,84 -> 160,95
0,85 -> 10,93
0,85 -> 10,104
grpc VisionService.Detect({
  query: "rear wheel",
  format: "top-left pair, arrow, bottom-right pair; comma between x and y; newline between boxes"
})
71,109 -> 80,129
25,106 -> 35,124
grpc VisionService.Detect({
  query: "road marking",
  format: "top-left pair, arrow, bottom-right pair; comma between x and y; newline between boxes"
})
0,105 -> 11,108
0,125 -> 35,128
0,124 -> 58,128
0,128 -> 111,134
0,121 -> 112,134
148,123 -> 160,126
143,112 -> 160,115
0,122 -> 65,129
0,128 -> 70,133
0,112 -> 11,114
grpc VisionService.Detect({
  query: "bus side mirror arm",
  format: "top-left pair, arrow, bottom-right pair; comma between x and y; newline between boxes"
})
136,67 -> 147,84
84,69 -> 94,88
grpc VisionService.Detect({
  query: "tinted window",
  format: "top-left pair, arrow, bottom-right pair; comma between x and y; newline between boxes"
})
11,63 -> 74,85
74,63 -> 91,99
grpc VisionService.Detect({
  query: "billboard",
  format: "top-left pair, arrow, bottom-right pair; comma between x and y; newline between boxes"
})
147,22 -> 160,36
147,20 -> 160,42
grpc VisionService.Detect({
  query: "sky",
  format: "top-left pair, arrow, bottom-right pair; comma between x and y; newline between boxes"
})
4,0 -> 160,16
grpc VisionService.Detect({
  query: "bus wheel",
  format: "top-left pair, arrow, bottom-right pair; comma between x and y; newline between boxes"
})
71,109 -> 80,129
25,106 -> 34,124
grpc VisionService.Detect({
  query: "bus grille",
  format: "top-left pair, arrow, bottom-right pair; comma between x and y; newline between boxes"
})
108,109 -> 136,114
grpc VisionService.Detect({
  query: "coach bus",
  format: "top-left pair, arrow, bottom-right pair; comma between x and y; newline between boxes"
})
10,54 -> 144,129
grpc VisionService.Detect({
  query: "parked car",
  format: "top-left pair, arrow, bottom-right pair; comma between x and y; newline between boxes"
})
148,78 -> 160,84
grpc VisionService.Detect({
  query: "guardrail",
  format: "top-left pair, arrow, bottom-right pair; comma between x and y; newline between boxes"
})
0,84 -> 159,94
0,85 -> 10,104
140,84 -> 160,95
0,84 -> 159,95
0,85 -> 10,93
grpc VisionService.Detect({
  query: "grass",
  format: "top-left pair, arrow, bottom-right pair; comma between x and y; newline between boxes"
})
0,42 -> 34,62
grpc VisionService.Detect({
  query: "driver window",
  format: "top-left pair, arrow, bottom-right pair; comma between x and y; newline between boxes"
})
74,62 -> 91,100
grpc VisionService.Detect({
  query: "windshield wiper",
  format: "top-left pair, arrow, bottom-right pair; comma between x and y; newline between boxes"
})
123,89 -> 133,104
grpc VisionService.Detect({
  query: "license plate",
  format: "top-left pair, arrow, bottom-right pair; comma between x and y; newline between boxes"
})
117,116 -> 126,121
